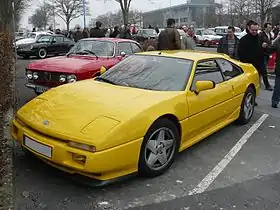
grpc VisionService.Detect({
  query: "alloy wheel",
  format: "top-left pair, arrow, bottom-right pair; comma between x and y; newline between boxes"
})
144,127 -> 176,171
243,92 -> 254,120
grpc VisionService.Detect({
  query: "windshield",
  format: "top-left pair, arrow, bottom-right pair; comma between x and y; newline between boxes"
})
68,40 -> 115,57
142,30 -> 156,36
204,30 -> 216,35
26,33 -> 36,39
37,35 -> 52,43
98,55 -> 193,91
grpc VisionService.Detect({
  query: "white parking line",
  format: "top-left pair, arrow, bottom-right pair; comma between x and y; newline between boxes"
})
188,113 -> 269,195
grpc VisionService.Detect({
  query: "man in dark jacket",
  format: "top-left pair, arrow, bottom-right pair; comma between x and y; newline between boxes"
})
264,35 -> 280,107
157,18 -> 181,50
238,21 -> 272,91
110,26 -> 120,38
73,26 -> 83,42
259,22 -> 273,90
217,26 -> 239,59
90,21 -> 106,38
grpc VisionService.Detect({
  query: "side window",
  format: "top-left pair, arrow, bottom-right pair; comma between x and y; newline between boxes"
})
131,43 -> 142,53
216,59 -> 243,80
196,30 -> 202,35
191,60 -> 224,91
55,36 -> 64,42
118,42 -> 133,55
63,37 -> 70,42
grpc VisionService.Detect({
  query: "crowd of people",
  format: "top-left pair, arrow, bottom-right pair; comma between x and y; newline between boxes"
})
38,18 -> 279,109
217,20 -> 280,108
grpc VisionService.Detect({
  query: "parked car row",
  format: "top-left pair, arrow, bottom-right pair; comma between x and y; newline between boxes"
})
25,38 -> 142,95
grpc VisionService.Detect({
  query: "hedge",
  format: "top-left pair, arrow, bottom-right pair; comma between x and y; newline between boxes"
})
0,32 -> 14,209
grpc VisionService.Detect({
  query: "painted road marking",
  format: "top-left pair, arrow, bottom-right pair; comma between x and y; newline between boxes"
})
188,113 -> 269,195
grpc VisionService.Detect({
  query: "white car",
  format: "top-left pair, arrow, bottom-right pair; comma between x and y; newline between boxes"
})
15,31 -> 52,46
195,28 -> 222,47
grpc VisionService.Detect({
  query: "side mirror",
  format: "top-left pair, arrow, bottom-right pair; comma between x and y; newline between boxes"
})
194,80 -> 215,94
100,66 -> 107,74
120,51 -> 126,57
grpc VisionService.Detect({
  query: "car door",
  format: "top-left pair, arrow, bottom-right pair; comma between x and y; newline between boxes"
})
184,59 -> 235,141
47,36 -> 59,53
216,58 -> 245,109
61,37 -> 72,53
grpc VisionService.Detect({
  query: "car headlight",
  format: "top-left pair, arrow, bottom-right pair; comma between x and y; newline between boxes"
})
33,72 -> 38,79
68,141 -> 96,152
67,74 -> 77,83
59,75 -> 66,82
26,71 -> 33,79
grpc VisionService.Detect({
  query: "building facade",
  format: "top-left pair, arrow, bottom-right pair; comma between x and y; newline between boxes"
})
142,0 -> 218,28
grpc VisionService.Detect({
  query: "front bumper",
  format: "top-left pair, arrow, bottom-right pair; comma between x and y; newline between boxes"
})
11,118 -> 142,182
25,83 -> 50,93
17,49 -> 37,57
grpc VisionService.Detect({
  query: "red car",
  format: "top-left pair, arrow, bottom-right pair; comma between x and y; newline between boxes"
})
25,38 -> 143,95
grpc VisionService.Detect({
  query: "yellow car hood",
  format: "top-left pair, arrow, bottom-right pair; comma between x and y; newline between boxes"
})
17,80 -> 182,143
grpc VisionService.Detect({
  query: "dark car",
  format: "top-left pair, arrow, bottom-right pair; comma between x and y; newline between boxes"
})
16,34 -> 75,59
132,29 -> 157,43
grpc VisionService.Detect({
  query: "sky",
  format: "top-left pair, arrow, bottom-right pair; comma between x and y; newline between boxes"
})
20,0 -> 191,29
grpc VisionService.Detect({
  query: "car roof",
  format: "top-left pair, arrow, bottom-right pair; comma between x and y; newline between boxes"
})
137,50 -> 228,61
81,37 -> 138,43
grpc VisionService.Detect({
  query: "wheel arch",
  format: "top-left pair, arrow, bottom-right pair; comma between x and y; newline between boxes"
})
153,114 -> 182,139
247,83 -> 256,94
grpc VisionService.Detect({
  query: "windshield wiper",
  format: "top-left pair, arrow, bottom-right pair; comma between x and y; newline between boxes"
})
95,76 -> 116,85
83,50 -> 98,59
67,50 -> 98,58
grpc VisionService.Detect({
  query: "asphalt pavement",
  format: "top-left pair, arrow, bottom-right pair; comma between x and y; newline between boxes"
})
13,47 -> 280,210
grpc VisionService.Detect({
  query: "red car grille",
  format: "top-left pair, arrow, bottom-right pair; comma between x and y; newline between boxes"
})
36,71 -> 61,82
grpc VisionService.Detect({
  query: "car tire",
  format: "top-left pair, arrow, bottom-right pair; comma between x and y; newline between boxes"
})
34,91 -> 41,96
38,48 -> 47,59
236,86 -> 256,125
138,118 -> 180,178
204,40 -> 210,47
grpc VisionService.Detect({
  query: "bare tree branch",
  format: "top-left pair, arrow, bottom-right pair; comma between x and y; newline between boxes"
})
47,0 -> 90,31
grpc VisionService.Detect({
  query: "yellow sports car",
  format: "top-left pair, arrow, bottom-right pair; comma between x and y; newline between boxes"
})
12,51 -> 259,184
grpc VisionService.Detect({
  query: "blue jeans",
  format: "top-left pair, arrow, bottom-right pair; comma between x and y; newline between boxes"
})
272,76 -> 280,105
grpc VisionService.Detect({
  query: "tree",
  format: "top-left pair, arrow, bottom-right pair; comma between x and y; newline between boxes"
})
254,0 -> 278,26
31,3 -> 52,30
48,0 -> 90,31
94,9 -> 142,27
0,0 -> 30,31
114,0 -> 132,25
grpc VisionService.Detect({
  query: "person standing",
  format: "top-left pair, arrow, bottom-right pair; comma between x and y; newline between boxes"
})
262,33 -> 280,108
259,23 -> 273,90
157,18 -> 181,50
217,26 -> 239,59
273,24 -> 280,39
110,26 -> 120,38
119,24 -> 132,39
238,21 -> 272,91
73,25 -> 83,42
90,21 -> 106,38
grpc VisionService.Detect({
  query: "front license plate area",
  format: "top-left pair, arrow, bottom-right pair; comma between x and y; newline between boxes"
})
35,85 -> 49,93
23,136 -> 52,158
